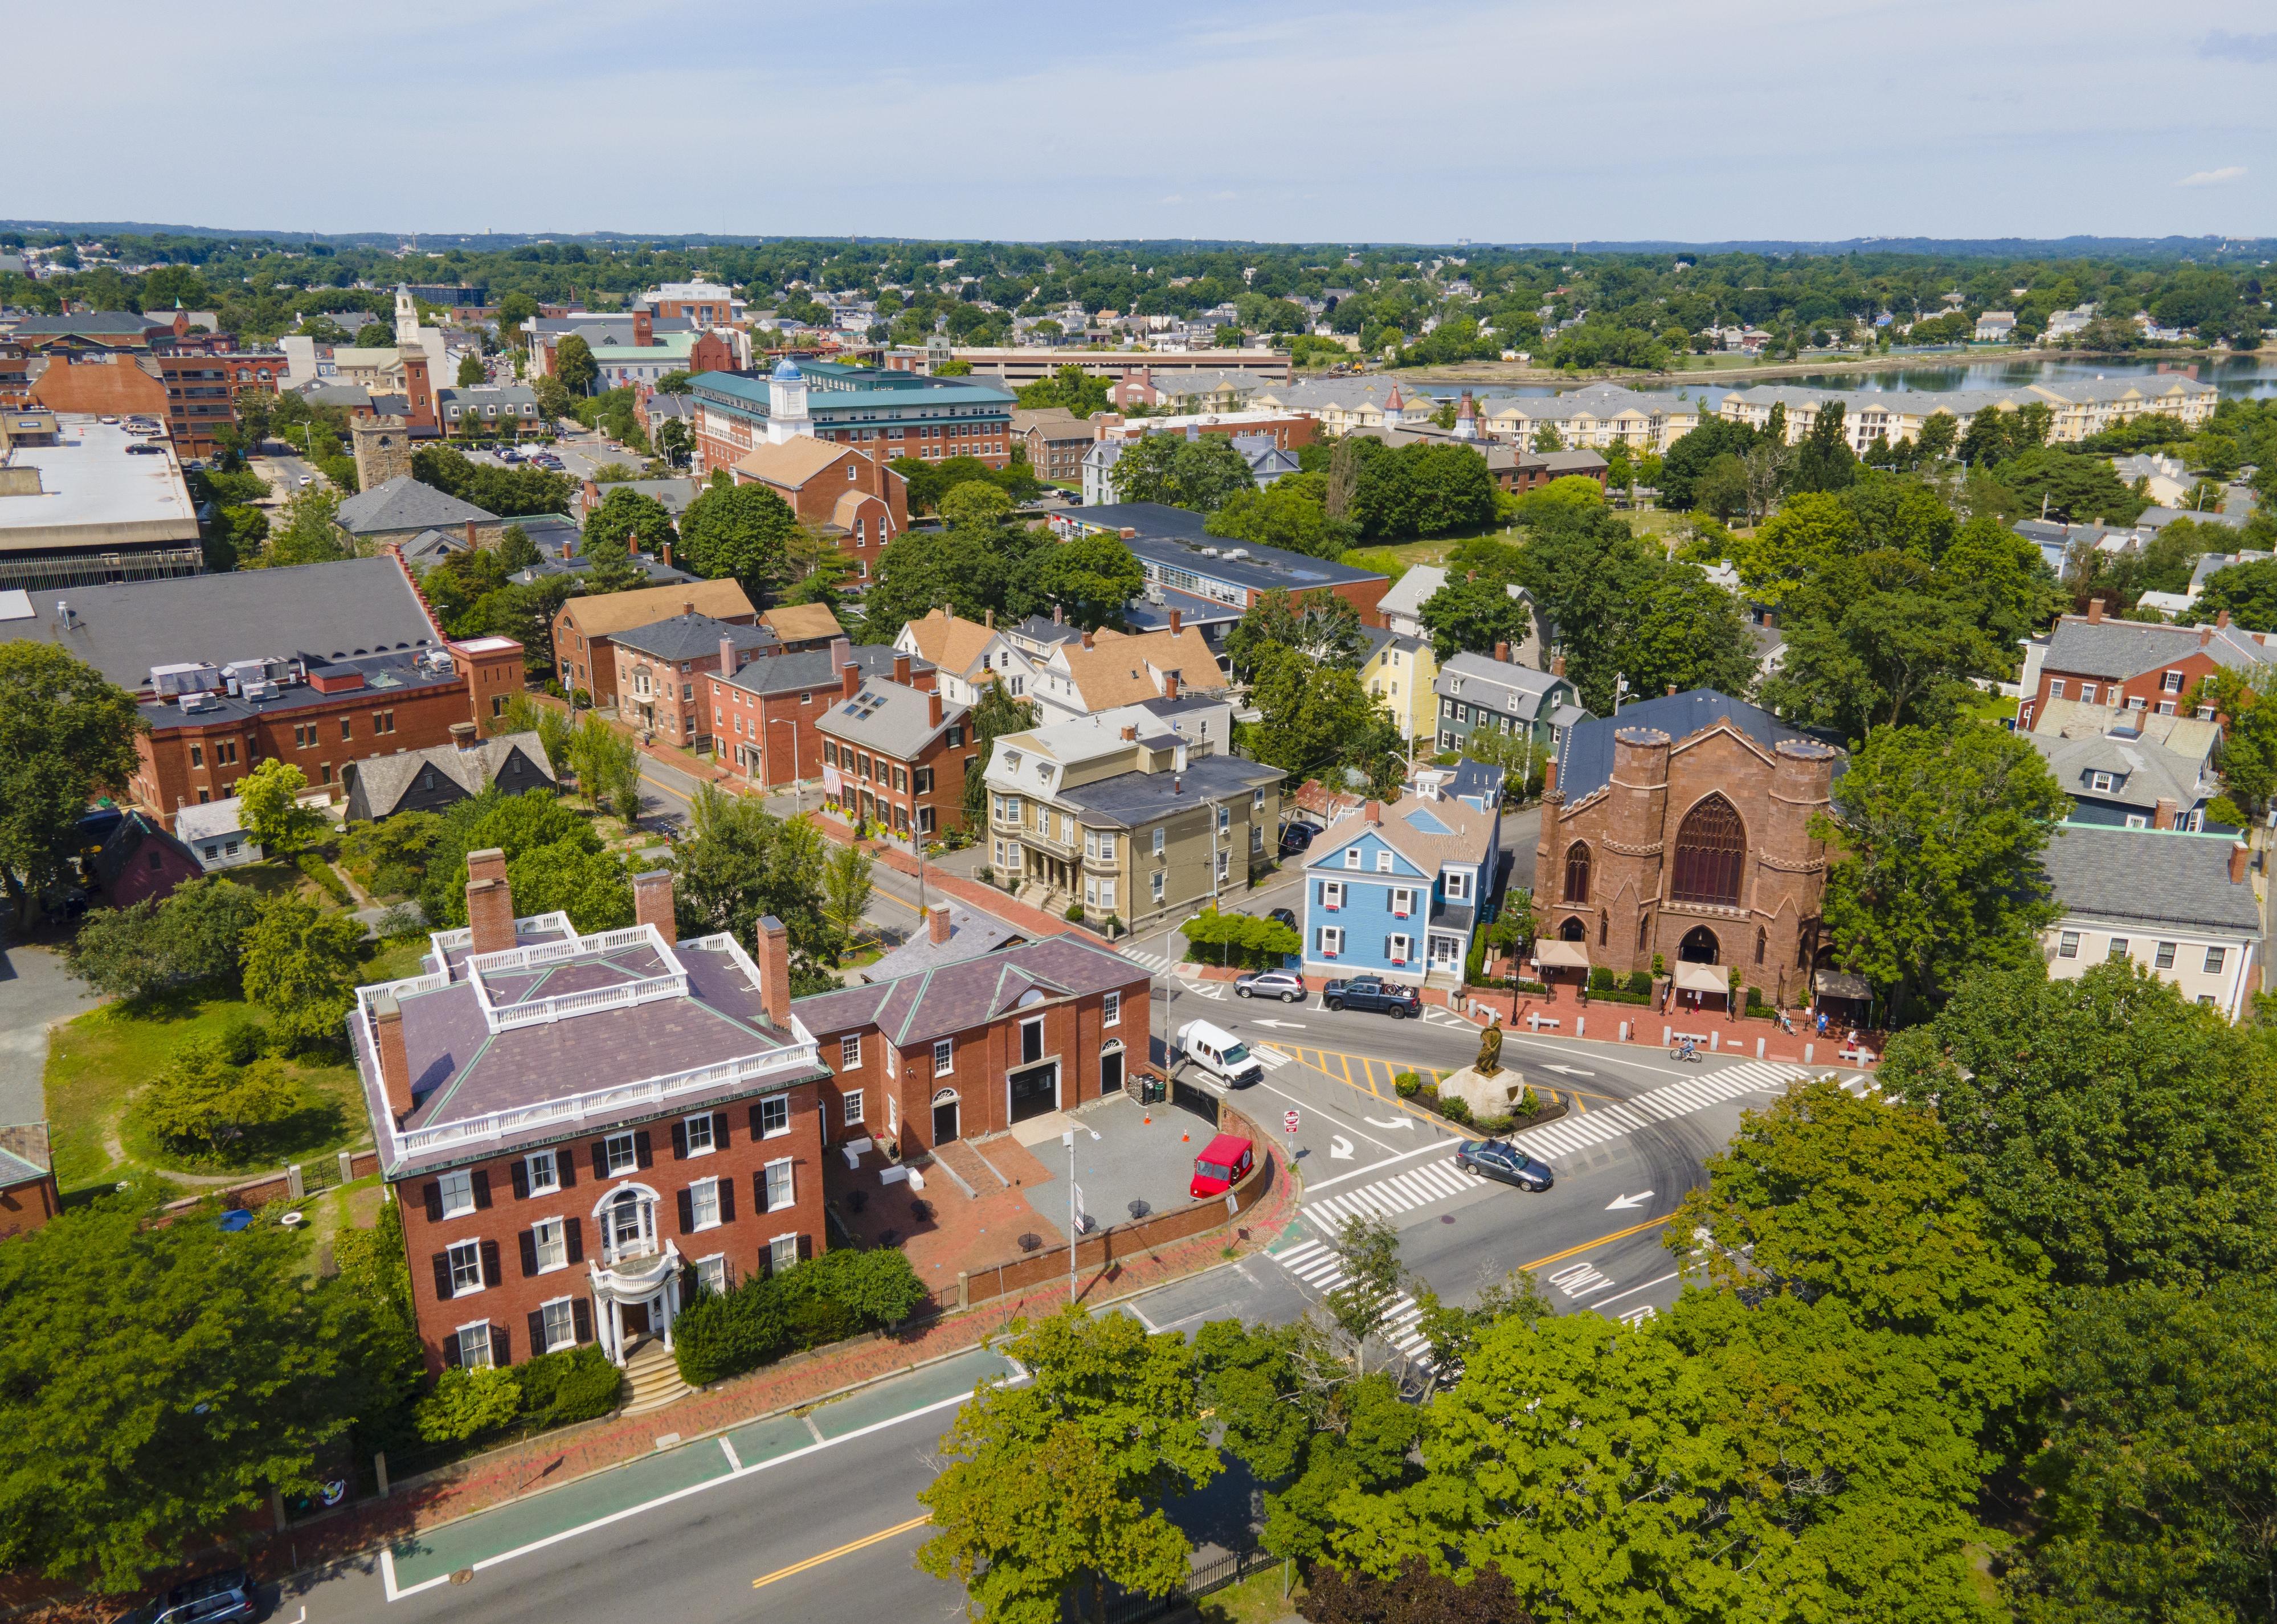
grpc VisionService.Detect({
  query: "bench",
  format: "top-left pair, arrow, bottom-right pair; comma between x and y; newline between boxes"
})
1670,1030 -> 1711,1045
1526,1013 -> 1560,1032
1839,1046 -> 1875,1066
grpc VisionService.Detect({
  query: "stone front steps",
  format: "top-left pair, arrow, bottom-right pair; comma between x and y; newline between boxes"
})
619,1337 -> 691,1417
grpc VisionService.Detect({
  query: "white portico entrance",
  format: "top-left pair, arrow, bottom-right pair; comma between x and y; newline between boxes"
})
588,1182 -> 684,1365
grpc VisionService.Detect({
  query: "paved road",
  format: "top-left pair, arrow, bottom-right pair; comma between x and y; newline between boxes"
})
0,940 -> 97,1124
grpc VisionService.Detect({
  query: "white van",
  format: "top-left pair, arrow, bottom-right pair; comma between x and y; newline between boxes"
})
1174,1019 -> 1264,1089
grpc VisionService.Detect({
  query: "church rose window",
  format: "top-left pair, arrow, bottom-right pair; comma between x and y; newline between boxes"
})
1670,796 -> 1746,906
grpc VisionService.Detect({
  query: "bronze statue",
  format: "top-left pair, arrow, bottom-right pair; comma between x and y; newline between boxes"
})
1477,1018 -> 1504,1076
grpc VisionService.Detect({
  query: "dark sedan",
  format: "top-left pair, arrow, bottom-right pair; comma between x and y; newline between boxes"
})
1455,1138 -> 1555,1192
1278,823 -> 1317,857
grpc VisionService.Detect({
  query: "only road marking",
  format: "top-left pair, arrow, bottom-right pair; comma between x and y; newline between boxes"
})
753,1513 -> 931,1589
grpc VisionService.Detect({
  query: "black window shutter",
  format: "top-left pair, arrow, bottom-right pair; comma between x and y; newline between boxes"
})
479,1239 -> 501,1289
749,1103 -> 765,1139
422,1181 -> 443,1222
431,1252 -> 453,1300
510,1160 -> 529,1200
527,1309 -> 547,1355
571,1298 -> 593,1343
518,1231 -> 539,1277
677,1188 -> 695,1233
443,1331 -> 461,1368
718,1176 -> 735,1223
492,1323 -> 511,1365
590,1140 -> 608,1180
753,1170 -> 766,1214
471,1170 -> 492,1209
635,1130 -> 653,1169
671,1119 -> 689,1160
757,1241 -> 772,1280
565,1217 -> 584,1263
798,1233 -> 812,1262
713,1110 -> 730,1148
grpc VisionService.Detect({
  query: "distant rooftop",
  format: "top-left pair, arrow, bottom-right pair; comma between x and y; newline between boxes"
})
0,415 -> 200,552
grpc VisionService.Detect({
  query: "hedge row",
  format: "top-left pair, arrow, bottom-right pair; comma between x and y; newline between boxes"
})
672,1248 -> 929,1387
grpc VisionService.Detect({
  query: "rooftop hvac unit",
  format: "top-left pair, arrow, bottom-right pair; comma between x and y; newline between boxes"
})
223,657 -> 287,688
178,691 -> 218,713
243,681 -> 280,701
150,662 -> 221,698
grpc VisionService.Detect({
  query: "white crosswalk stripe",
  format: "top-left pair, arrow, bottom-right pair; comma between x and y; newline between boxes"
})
1498,1058 -> 1826,1159
1121,948 -> 1182,976
1269,1238 -> 1437,1369
1303,1148 -> 1484,1228
1250,1044 -> 1292,1070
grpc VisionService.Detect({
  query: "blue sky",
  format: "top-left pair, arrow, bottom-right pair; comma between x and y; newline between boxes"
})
13,1 -> 2274,242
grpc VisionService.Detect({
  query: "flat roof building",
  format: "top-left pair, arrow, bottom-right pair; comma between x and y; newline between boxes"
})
0,414 -> 203,590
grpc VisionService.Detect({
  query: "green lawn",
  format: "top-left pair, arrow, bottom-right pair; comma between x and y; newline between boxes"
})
43,933 -> 429,1195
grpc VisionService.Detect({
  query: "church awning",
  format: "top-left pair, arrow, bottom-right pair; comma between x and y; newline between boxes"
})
1533,941 -> 1589,970
1673,962 -> 1730,997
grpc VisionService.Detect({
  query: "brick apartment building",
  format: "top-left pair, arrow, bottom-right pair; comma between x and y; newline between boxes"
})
792,935 -> 1151,1152
611,612 -> 782,749
2018,599 -> 2273,731
689,359 -> 1015,480
355,858 -> 831,1371
1013,407 -> 1095,487
817,658 -> 973,838
1538,690 -> 1842,1004
712,638 -> 936,788
729,439 -> 907,580
550,578 -> 758,706
0,554 -> 524,830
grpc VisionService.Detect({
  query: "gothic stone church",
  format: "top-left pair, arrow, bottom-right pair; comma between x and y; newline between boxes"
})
1535,690 -> 1843,1003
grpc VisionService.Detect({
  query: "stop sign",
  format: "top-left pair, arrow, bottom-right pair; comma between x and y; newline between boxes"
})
1283,1109 -> 1300,1134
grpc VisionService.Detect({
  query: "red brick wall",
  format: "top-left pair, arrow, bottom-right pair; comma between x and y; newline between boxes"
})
395,1080 -> 828,1373
710,677 -> 834,785
0,1175 -> 59,1240
819,726 -> 976,838
2027,649 -> 2223,728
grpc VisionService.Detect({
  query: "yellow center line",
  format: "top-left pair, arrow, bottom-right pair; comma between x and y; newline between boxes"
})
1522,1217 -> 1671,1271
753,1513 -> 932,1589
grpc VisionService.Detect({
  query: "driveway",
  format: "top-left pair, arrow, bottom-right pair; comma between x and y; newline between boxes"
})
0,940 -> 98,1125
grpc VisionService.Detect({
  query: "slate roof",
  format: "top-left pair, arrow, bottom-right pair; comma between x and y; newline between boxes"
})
1305,790 -> 1497,874
1069,504 -> 1388,595
0,557 -> 440,689
725,643 -> 920,696
816,678 -> 967,760
2026,729 -> 2209,814
1437,651 -> 1575,722
794,934 -> 1146,1048
2031,698 -> 2222,768
2042,825 -> 2261,934
173,797 -> 249,845
334,474 -> 496,536
345,733 -> 556,817
2042,616 -> 2276,681
0,1144 -> 46,1186
1554,689 -> 1842,803
1054,753 -> 1283,828
12,312 -> 167,337
864,902 -> 1028,982
2139,505 -> 2248,533
1376,564 -> 1448,624
613,612 -> 782,664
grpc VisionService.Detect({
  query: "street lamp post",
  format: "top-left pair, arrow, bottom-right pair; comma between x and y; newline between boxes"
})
1064,1125 -> 1101,1306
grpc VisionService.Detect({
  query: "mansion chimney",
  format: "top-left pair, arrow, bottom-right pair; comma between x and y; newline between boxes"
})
841,661 -> 861,701
373,992 -> 414,1123
2087,597 -> 2105,624
465,847 -> 514,956
720,634 -> 738,677
757,914 -> 791,1030
928,903 -> 953,944
2232,842 -> 2252,884
927,689 -> 943,727
893,651 -> 912,686
632,867 -> 676,945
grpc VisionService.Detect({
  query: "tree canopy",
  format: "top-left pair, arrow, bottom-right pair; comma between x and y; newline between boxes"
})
0,644 -> 143,927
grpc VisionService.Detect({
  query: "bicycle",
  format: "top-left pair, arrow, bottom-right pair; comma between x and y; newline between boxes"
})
1667,1043 -> 1702,1063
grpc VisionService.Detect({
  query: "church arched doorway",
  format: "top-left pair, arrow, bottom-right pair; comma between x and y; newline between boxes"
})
1678,926 -> 1720,964
1559,916 -> 1587,942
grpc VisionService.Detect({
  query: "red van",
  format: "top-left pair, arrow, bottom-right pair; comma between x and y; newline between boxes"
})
1189,1134 -> 1255,1199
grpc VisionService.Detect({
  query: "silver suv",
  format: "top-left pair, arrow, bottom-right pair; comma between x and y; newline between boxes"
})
1234,970 -> 1307,1004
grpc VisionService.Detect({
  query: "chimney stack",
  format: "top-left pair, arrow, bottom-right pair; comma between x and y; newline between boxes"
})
1164,671 -> 1180,700
928,689 -> 943,727
720,634 -> 738,677
2218,608 -> 2232,629
1543,754 -> 1560,799
841,661 -> 861,701
893,651 -> 912,686
829,635 -> 851,673
2087,597 -> 2106,624
928,903 -> 953,944
465,847 -> 514,956
1122,725 -> 1138,741
1081,630 -> 1094,650
1168,609 -> 1182,636
2201,625 -> 2216,648
465,518 -> 479,550
681,600 -> 696,619
582,478 -> 600,512
1667,684 -> 1678,696
449,720 -> 478,751
2154,797 -> 2178,830
632,867 -> 676,944
1495,640 -> 1510,664
1364,800 -> 1383,825
1053,603 -> 1064,625
373,992 -> 415,1123
1551,653 -> 1566,677
2232,841 -> 2252,884
984,608 -> 994,629
756,914 -> 791,1029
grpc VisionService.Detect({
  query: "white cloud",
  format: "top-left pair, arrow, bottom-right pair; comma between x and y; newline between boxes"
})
2177,165 -> 2247,187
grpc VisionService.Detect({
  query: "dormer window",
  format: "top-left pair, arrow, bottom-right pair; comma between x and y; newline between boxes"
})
2089,770 -> 2116,793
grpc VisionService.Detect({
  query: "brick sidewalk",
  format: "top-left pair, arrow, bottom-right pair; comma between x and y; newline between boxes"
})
1445,983 -> 1883,1069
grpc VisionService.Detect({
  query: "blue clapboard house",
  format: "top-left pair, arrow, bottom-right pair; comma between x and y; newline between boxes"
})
1299,786 -> 1502,982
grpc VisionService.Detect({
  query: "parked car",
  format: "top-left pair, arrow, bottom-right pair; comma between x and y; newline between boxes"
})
1278,822 -> 1316,857
1188,1133 -> 1256,1198
1173,1018 -> 1264,1087
1455,1138 -> 1555,1192
1267,907 -> 1297,931
1234,969 -> 1306,1003
111,1566 -> 259,1624
1321,975 -> 1421,1018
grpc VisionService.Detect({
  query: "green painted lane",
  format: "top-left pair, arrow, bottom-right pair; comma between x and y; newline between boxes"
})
720,1412 -> 815,1468
811,1347 -> 1014,1439
389,1435 -> 734,1588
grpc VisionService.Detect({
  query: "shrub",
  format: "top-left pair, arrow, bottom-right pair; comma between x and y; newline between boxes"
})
1301,1557 -> 1526,1624
1651,953 -> 1667,977
296,852 -> 353,906
1437,1094 -> 1473,1126
1393,1071 -> 1421,1099
213,1016 -> 268,1066
1587,966 -> 1615,992
510,1344 -> 620,1427
140,1046 -> 306,1160
1625,970 -> 1653,996
976,865 -> 994,885
1477,1114 -> 1514,1135
415,1366 -> 522,1443
1065,902 -> 1086,922
672,1277 -> 790,1386
1516,1085 -> 1540,1119
672,1249 -> 930,1385
1746,984 -> 1768,1013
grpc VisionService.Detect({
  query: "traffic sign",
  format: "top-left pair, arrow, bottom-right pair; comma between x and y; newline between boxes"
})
1283,1109 -> 1300,1134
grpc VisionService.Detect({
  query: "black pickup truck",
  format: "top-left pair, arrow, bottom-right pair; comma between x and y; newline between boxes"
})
1320,975 -> 1422,1018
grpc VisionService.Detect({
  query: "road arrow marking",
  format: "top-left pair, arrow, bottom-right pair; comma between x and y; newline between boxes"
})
1542,1063 -> 1596,1077
1362,1115 -> 1414,1131
1329,1135 -> 1355,1160
1253,1018 -> 1307,1029
1606,1191 -> 1655,1210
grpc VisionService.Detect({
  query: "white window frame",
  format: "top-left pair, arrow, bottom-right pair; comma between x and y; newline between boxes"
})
2162,670 -> 2185,694
695,1254 -> 727,1296
539,1297 -> 576,1352
2048,680 -> 2066,699
2108,937 -> 2130,960
2089,771 -> 2114,793
605,1132 -> 638,1175
1152,827 -> 1165,857
448,1238 -> 484,1296
1323,880 -> 1346,909
1375,849 -> 1393,873
683,1112 -> 717,1156
1319,925 -> 1344,956
843,1089 -> 864,1125
762,1157 -> 795,1213
1103,991 -> 1121,1026
2058,930 -> 2080,959
1392,886 -> 1416,917
768,1233 -> 799,1274
2155,941 -> 2177,969
1097,831 -> 1115,861
934,1037 -> 954,1077
533,1217 -> 567,1273
438,1169 -> 475,1219
1217,850 -> 1230,882
1343,847 -> 1362,869
1388,932 -> 1412,963
525,1150 -> 559,1195
690,1176 -> 722,1231
840,1034 -> 861,1070
758,1094 -> 791,1138
2205,946 -> 2227,974
455,1320 -> 494,1368
1444,869 -> 1472,902
1152,870 -> 1166,902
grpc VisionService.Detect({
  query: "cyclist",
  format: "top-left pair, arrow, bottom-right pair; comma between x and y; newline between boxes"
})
1677,1036 -> 1698,1062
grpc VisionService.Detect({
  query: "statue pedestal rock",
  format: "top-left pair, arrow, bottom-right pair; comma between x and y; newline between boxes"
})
1438,1065 -> 1530,1123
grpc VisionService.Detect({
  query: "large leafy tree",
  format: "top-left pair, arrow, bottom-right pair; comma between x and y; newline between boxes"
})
1653,415 -> 1758,510
1350,440 -> 1499,540
0,644 -> 143,927
862,525 -> 1050,644
1110,432 -> 1255,513
1244,647 -> 1403,791
962,681 -> 1040,831
672,785 -> 838,989
676,480 -> 798,596
918,1310 -> 1218,1624
2011,1278 -> 2277,1624
552,332 -> 598,394
1621,564 -> 1761,700
1224,588 -> 1368,680
1033,534 -> 1142,630
1813,723 -> 2068,1026
1789,399 -> 1858,493
1203,476 -> 1357,561
581,485 -> 676,560
236,759 -> 326,854
419,787 -> 600,925
1881,961 -> 2277,1291
1418,574 -> 1532,662
1727,490 -> 1863,606
2189,558 -> 2277,631
242,894 -> 366,1050
0,1196 -> 365,1590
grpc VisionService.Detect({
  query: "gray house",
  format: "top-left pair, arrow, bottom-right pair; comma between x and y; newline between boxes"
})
342,726 -> 557,821
2027,724 -> 2230,833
